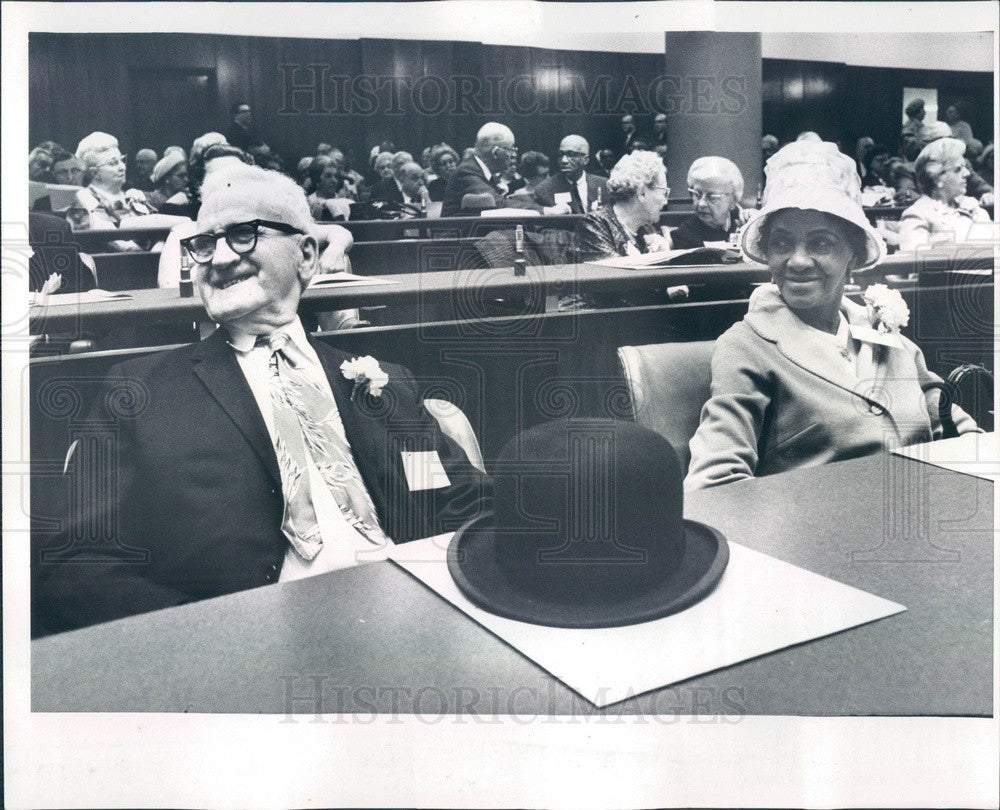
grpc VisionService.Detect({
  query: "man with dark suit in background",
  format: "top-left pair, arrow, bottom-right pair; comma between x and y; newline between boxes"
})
34,163 -> 489,634
440,123 -> 522,217
652,113 -> 668,148
533,134 -> 608,215
226,102 -> 264,153
621,114 -> 640,155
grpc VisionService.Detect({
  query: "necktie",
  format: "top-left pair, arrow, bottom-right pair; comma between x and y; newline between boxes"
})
568,181 -> 584,214
262,332 -> 389,560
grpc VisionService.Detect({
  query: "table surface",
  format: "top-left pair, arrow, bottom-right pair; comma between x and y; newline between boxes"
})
32,450 -> 993,716
26,247 -> 994,334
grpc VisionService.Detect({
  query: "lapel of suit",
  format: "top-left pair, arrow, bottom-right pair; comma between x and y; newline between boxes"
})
308,337 -> 388,508
190,329 -> 281,485
745,285 -> 871,400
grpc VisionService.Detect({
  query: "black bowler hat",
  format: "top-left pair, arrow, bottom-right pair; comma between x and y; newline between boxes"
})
448,418 -> 729,628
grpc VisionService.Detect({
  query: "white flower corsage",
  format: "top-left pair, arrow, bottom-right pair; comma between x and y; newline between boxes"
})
340,356 -> 388,400
862,284 -> 910,334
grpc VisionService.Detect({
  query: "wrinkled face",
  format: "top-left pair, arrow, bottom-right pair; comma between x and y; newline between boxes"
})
689,175 -> 736,229
29,151 -> 53,181
637,172 -> 669,224
90,147 -> 127,190
766,210 -> 857,319
194,190 -> 315,332
52,158 -> 84,185
400,166 -> 425,198
488,139 -> 517,175
936,157 -> 969,201
164,163 -> 189,194
375,155 -> 394,179
557,137 -> 589,180
434,152 -> 457,179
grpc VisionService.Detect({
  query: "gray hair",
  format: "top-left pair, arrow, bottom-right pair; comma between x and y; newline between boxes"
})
605,150 -> 666,204
687,156 -> 744,200
914,137 -> 966,196
475,122 -> 515,150
199,163 -> 312,232
75,132 -> 119,170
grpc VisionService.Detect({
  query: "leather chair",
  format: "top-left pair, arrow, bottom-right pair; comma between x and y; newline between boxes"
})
616,341 -> 716,469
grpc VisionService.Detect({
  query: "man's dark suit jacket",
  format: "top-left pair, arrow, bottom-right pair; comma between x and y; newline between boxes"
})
532,172 -> 608,214
440,158 -> 505,217
225,122 -> 263,153
371,177 -> 404,204
34,330 -> 489,633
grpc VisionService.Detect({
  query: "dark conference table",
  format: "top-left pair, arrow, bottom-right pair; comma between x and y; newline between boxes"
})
32,450 -> 993,716
26,246 -> 993,335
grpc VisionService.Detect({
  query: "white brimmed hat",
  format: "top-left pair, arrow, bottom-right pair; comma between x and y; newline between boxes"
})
151,152 -> 186,185
741,140 -> 886,272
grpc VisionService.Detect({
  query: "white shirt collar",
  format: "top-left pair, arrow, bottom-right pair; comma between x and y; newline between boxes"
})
473,155 -> 493,181
227,316 -> 311,354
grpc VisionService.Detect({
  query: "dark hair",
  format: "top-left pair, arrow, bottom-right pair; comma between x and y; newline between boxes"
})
759,210 -> 870,269
862,144 -> 892,176
904,98 -> 925,118
518,151 -> 549,181
188,143 -> 252,203
307,155 -> 345,196
430,144 -> 459,173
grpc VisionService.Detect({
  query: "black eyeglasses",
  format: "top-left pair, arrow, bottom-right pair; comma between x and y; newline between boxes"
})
180,219 -> 305,263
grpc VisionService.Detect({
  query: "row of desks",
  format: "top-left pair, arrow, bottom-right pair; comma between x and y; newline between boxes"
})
29,247 -> 995,336
69,205 -> 919,252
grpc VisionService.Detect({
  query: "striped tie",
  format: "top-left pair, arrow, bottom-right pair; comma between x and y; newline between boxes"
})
262,332 -> 389,560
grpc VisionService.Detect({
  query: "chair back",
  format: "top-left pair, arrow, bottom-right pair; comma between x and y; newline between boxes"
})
617,341 -> 716,468
423,398 -> 486,473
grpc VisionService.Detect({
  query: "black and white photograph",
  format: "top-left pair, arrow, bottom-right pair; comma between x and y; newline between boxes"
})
3,1 -> 998,807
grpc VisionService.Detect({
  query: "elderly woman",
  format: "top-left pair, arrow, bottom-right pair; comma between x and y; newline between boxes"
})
685,140 -> 979,490
306,156 -> 352,221
671,156 -> 748,249
896,138 -> 991,253
144,152 -> 189,211
426,144 -> 459,202
74,132 -> 153,230
575,150 -> 670,261
508,151 -> 549,198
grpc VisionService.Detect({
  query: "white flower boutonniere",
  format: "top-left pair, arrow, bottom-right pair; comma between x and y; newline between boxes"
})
340,356 -> 388,401
862,284 -> 910,334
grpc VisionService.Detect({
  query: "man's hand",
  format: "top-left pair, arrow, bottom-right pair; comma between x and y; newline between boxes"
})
979,192 -> 995,207
309,223 -> 354,272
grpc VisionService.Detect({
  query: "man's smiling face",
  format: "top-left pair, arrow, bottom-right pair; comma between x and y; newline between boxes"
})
194,171 -> 316,334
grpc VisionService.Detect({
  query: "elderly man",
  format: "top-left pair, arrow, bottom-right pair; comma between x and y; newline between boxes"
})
533,135 -> 607,215
621,114 -> 639,154
670,156 -> 748,249
50,151 -> 85,186
441,123 -> 537,217
35,163 -> 489,633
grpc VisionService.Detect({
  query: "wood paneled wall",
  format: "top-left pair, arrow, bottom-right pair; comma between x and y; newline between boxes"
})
31,33 -> 994,172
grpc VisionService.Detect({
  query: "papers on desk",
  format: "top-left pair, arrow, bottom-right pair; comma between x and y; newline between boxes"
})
891,432 -> 999,481
391,537 -> 905,708
586,245 -> 742,270
308,272 -> 400,288
29,289 -> 133,307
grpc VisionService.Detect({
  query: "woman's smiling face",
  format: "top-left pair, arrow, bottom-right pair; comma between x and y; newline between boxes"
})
766,209 -> 858,323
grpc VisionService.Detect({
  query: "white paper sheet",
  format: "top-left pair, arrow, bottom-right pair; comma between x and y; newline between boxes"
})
891,432 -> 999,480
308,272 -> 400,287
29,289 -> 133,307
390,537 -> 905,708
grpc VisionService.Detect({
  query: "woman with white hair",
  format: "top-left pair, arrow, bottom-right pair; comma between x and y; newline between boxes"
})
574,150 -> 670,262
685,140 -> 979,490
897,137 -> 991,252
671,156 -> 749,249
74,132 -> 152,231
